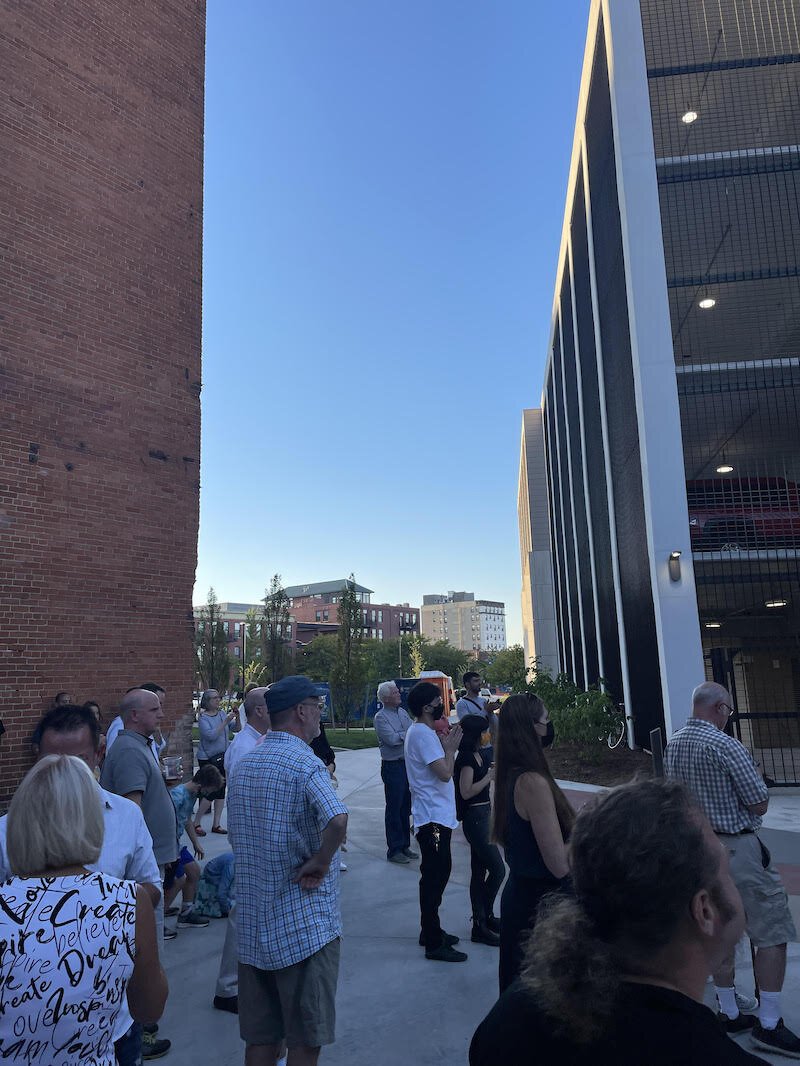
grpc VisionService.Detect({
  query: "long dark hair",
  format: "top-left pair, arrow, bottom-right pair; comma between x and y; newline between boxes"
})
521,780 -> 726,1044
491,693 -> 574,846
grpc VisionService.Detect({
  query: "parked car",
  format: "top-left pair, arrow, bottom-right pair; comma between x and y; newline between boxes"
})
687,476 -> 800,551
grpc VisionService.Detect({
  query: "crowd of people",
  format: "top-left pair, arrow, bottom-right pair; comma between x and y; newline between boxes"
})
0,673 -> 798,1065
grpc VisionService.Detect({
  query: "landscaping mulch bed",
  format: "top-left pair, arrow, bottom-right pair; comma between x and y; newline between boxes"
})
546,742 -> 654,787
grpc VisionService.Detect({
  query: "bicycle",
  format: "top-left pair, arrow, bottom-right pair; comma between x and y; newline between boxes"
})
602,703 -> 628,750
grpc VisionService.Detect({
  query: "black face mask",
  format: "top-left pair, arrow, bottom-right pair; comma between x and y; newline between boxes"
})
540,721 -> 555,749
430,703 -> 445,721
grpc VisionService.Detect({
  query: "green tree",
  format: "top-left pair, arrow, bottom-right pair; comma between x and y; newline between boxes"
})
331,574 -> 367,729
194,587 -> 232,691
262,574 -> 292,683
419,639 -> 469,682
484,645 -> 528,692
409,635 -> 426,677
527,663 -> 616,745
296,634 -> 338,682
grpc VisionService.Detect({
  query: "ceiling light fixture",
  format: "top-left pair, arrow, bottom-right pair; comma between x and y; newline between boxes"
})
699,297 -> 717,309
765,599 -> 788,609
716,451 -> 734,474
681,110 -> 699,124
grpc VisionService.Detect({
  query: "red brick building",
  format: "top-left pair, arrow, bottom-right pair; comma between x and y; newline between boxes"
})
0,2 -> 206,802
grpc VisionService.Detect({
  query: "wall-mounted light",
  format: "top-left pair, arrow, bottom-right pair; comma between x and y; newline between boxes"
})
681,110 -> 699,124
704,621 -> 722,629
668,550 -> 682,582
698,296 -> 717,309
716,450 -> 734,474
765,599 -> 788,609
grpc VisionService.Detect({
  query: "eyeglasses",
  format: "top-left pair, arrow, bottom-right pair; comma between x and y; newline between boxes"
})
719,703 -> 735,717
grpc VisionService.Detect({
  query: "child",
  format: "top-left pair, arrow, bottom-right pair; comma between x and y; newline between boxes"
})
166,764 -> 223,931
194,850 -> 235,918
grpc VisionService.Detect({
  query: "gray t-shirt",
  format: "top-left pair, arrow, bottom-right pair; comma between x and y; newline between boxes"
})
456,695 -> 488,720
99,729 -> 178,865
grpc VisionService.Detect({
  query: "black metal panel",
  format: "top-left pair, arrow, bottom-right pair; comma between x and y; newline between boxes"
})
585,24 -> 663,746
544,378 -> 573,675
570,168 -> 623,700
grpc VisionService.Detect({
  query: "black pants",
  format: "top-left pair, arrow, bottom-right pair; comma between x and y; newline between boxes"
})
416,822 -> 452,950
461,804 -> 506,925
499,873 -> 562,993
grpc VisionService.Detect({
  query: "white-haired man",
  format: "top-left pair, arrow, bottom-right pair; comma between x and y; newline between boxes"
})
374,680 -> 417,864
665,681 -> 799,1058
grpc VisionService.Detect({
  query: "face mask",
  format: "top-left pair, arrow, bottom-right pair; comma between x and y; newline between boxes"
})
540,721 -> 555,749
430,703 -> 445,721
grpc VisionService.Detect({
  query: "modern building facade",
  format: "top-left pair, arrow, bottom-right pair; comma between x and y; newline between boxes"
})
421,592 -> 507,656
0,2 -> 206,802
528,0 -> 800,780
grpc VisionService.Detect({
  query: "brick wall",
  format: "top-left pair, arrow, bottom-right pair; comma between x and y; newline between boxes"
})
0,1 -> 206,803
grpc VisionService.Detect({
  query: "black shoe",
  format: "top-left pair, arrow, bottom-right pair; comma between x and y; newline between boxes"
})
718,1011 -> 757,1033
471,923 -> 500,946
418,931 -> 460,947
486,914 -> 500,934
425,944 -> 468,962
142,1033 -> 171,1060
213,995 -> 238,1014
752,1019 -> 800,1058
142,1023 -> 158,1035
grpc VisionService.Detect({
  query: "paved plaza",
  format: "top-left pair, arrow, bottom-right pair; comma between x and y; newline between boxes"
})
160,747 -> 800,1065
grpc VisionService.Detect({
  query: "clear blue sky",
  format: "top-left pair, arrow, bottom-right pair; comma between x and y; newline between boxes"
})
196,1 -> 590,645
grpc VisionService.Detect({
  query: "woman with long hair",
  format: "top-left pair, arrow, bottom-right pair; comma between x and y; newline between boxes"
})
457,714 -> 506,945
492,692 -> 574,992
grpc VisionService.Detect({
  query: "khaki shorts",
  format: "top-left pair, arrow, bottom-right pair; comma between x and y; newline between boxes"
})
238,938 -> 340,1048
718,832 -> 797,948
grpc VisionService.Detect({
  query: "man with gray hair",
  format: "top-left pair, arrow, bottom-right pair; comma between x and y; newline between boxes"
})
665,681 -> 799,1058
374,680 -> 417,864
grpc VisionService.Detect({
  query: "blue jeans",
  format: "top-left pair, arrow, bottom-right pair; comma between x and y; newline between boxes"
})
115,1022 -> 142,1066
381,759 -> 411,858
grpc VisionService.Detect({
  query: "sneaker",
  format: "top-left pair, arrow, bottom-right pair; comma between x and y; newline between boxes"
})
388,852 -> 410,864
718,1011 -> 757,1033
735,991 -> 759,1013
403,847 -> 419,859
486,914 -> 501,934
142,1023 -> 158,1035
340,861 -> 348,872
752,1019 -> 800,1058
425,944 -> 468,962
163,927 -> 177,941
142,1032 -> 171,1060
213,994 -> 238,1014
419,931 -> 459,947
165,906 -> 179,918
177,910 -> 209,928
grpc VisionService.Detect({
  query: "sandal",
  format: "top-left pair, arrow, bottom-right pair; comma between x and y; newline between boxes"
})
194,824 -> 206,837
211,826 -> 227,835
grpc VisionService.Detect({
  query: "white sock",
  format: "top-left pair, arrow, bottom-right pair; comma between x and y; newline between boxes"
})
759,990 -> 781,1030
716,986 -> 739,1019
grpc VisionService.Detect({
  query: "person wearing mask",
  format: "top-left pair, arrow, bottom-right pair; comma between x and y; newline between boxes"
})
0,755 -> 168,1066
456,714 -> 506,946
492,693 -> 573,992
404,681 -> 465,962
195,688 -> 238,835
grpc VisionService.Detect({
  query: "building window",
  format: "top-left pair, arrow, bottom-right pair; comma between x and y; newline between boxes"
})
378,610 -> 383,622
223,621 -> 229,635
371,609 -> 376,622
234,622 -> 241,635
323,610 -> 329,621
234,646 -> 241,658
378,629 -> 383,640
316,611 -> 321,621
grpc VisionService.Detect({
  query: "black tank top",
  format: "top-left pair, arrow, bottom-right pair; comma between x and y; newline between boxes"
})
504,771 -> 565,882
455,750 -> 491,821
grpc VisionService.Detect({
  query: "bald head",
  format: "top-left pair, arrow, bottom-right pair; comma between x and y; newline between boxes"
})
692,681 -> 733,730
244,686 -> 270,735
120,688 -> 163,738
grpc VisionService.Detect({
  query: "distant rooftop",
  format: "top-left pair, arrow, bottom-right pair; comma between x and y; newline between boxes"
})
284,579 -> 373,598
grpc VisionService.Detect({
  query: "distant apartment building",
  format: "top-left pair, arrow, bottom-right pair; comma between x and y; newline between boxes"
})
421,592 -> 507,655
518,410 -> 560,675
526,0 -> 800,781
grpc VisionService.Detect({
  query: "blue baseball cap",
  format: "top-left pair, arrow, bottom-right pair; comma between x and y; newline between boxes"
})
265,675 -> 325,715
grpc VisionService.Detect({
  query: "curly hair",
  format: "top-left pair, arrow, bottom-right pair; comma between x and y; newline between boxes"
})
520,779 -> 722,1044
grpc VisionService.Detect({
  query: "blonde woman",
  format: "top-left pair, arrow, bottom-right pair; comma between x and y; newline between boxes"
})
0,755 -> 167,1065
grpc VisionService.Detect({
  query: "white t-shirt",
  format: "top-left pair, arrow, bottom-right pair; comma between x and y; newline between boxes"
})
404,722 -> 457,830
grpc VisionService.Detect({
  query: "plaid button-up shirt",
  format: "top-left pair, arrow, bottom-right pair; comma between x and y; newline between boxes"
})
664,718 -> 768,834
228,730 -> 348,970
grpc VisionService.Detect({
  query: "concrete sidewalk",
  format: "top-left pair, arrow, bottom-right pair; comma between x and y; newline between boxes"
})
159,747 -> 800,1065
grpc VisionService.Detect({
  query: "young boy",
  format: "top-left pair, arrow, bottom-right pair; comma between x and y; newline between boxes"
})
166,764 -> 223,931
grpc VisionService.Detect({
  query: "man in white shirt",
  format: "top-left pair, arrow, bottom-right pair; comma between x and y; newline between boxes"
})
404,681 -> 465,963
214,685 -> 269,1014
0,702 -> 167,1064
